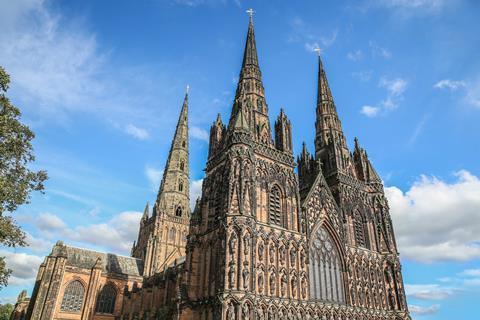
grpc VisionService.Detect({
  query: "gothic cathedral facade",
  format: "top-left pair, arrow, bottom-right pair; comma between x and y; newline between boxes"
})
18,15 -> 410,320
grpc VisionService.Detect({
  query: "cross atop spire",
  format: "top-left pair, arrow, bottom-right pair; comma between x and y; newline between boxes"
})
246,8 -> 255,21
186,84 -> 190,94
314,47 -> 322,56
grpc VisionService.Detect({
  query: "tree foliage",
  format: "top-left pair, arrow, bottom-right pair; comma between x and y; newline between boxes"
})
0,303 -> 14,320
0,66 -> 48,288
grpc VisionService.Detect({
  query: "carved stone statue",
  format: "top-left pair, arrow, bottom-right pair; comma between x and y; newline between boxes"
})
229,236 -> 237,258
279,246 -> 286,263
388,288 -> 396,310
229,263 -> 236,288
269,245 -> 275,263
269,274 -> 276,294
227,304 -> 235,320
300,250 -> 305,268
258,273 -> 264,293
281,274 -> 287,296
301,277 -> 307,299
243,233 -> 251,255
291,277 -> 297,297
242,266 -> 250,289
242,304 -> 250,320
258,242 -> 264,261
290,248 -> 296,267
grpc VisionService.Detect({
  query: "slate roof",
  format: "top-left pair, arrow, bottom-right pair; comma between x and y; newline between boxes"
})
56,243 -> 143,277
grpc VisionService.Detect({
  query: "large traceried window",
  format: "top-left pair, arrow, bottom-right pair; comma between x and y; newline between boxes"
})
309,226 -> 345,303
95,285 -> 116,314
61,280 -> 85,312
353,211 -> 368,248
269,186 -> 283,227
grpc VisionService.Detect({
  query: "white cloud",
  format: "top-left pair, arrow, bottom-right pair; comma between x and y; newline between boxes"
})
360,105 -> 380,117
145,166 -> 163,191
1,250 -> 43,286
191,126 -> 209,142
465,78 -> 480,108
352,70 -> 373,82
409,304 -> 440,315
369,41 -> 392,59
347,50 -> 363,61
69,211 -> 143,254
289,17 -> 338,53
386,170 -> 480,262
405,284 -> 456,300
36,212 -> 67,231
380,77 -> 408,96
360,77 -> 408,117
434,79 -> 466,91
375,0 -> 446,11
461,269 -> 480,277
125,124 -> 150,140
190,179 -> 203,210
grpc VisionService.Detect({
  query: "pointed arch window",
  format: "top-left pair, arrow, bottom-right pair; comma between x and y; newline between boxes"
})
61,280 -> 85,312
179,161 -> 185,171
175,206 -> 183,217
95,284 -> 116,314
309,226 -> 345,303
269,186 -> 284,227
353,211 -> 368,248
178,181 -> 184,192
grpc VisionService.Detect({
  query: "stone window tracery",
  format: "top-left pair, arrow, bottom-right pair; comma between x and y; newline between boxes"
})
269,185 -> 283,227
61,280 -> 85,312
95,284 -> 116,314
175,206 -> 183,217
309,226 -> 345,303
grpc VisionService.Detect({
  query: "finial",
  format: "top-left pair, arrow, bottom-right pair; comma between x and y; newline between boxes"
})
314,47 -> 322,57
186,84 -> 190,94
246,8 -> 255,21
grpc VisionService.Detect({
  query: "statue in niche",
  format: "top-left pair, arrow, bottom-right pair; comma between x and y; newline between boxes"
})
388,288 -> 396,310
269,274 -> 276,294
258,273 -> 264,293
279,246 -> 286,263
281,274 -> 287,296
291,277 -> 297,297
268,309 -> 275,320
242,304 -> 250,320
244,233 -> 250,255
301,277 -> 307,299
257,309 -> 264,320
229,263 -> 236,288
269,245 -> 275,263
290,248 -> 296,267
258,242 -> 264,261
242,265 -> 250,289
229,236 -> 237,258
300,250 -> 305,268
227,304 -> 235,320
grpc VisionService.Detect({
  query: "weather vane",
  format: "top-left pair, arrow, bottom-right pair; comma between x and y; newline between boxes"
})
246,8 -> 255,20
314,47 -> 322,56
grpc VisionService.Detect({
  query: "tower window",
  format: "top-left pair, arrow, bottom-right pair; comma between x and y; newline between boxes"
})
175,207 -> 182,217
61,280 -> 85,312
95,285 -> 116,314
180,161 -> 185,171
354,211 -> 367,248
182,140 -> 186,148
179,181 -> 184,192
269,186 -> 283,227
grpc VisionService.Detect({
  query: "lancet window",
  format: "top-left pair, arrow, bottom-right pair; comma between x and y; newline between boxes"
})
353,210 -> 367,248
309,226 -> 345,303
61,280 -> 85,312
95,284 -> 116,314
269,185 -> 283,227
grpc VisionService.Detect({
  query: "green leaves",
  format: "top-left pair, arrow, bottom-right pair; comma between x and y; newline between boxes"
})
0,66 -> 48,289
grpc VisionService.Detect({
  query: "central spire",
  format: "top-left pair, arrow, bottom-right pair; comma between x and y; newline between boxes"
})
227,11 -> 273,145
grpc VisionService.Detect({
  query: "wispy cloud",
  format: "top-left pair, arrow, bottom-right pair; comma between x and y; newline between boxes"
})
409,304 -> 440,315
191,126 -> 209,142
347,49 -> 363,61
409,114 -> 429,145
190,179 -> 203,210
145,166 -> 163,191
369,41 -> 392,59
352,70 -> 373,82
360,105 -> 380,117
125,124 -> 150,140
289,17 -> 338,53
434,79 -> 466,90
360,77 -> 408,117
405,284 -> 457,300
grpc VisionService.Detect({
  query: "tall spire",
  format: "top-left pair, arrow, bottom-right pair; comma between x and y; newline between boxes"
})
155,91 -> 190,217
227,10 -> 273,145
314,55 -> 348,157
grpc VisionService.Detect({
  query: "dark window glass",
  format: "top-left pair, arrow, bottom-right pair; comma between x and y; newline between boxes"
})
95,285 -> 116,314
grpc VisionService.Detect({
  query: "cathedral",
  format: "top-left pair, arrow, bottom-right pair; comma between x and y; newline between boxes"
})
13,14 -> 410,320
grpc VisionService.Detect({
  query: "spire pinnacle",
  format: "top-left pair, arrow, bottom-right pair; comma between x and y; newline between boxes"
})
246,8 -> 255,21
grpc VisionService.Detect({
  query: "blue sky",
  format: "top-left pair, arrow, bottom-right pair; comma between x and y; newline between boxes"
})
1,0 -> 479,318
